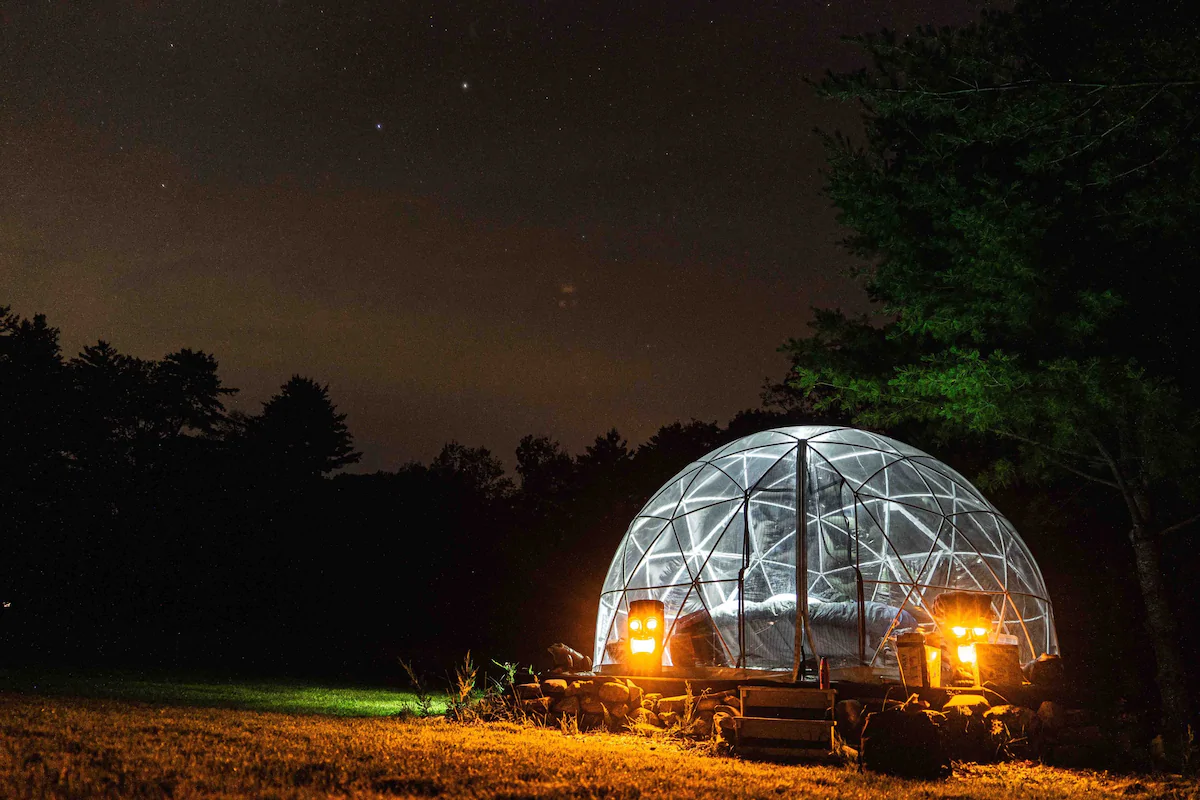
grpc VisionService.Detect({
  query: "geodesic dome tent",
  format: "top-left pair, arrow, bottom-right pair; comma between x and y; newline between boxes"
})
594,426 -> 1058,679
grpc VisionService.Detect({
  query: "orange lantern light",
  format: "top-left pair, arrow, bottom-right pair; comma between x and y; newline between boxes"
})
930,592 -> 996,685
627,599 -> 665,676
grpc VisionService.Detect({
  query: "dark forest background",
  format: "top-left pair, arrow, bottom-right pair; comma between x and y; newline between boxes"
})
3,304 -> 1197,712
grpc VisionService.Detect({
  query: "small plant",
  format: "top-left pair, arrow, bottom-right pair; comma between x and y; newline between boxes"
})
1184,725 -> 1197,777
397,657 -> 436,717
438,655 -> 545,725
491,658 -> 520,688
559,711 -> 581,736
444,651 -> 478,722
485,658 -> 526,722
681,682 -> 698,730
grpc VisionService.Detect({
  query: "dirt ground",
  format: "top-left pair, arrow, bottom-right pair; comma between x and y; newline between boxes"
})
1,692 -> 1196,799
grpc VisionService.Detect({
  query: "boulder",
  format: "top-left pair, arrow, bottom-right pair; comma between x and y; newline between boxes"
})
515,683 -> 543,700
627,683 -> 644,708
1024,653 -> 1064,687
553,696 -> 581,715
942,694 -> 990,715
713,711 -> 734,738
643,692 -> 663,708
689,717 -> 713,738
633,708 -> 662,727
657,695 -> 689,715
714,704 -> 739,717
697,695 -> 721,712
567,681 -> 587,697
580,695 -> 605,715
1037,701 -> 1064,730
608,702 -> 629,721
861,707 -> 951,779
659,711 -> 679,728
984,704 -> 1034,735
542,679 -> 569,696
599,682 -> 631,704
522,697 -> 552,714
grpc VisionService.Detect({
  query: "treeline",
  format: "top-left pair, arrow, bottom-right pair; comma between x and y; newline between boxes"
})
0,305 -> 817,677
0,306 -> 1182,704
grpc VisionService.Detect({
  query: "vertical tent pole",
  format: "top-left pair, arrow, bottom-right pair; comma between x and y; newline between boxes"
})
856,568 -> 866,664
855,500 -> 866,665
792,441 -> 810,682
739,498 -> 749,669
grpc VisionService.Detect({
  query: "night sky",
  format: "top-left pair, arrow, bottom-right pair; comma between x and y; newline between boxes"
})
2,1 -> 996,471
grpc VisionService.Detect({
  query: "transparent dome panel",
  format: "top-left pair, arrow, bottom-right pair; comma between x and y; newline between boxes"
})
594,426 -> 1060,673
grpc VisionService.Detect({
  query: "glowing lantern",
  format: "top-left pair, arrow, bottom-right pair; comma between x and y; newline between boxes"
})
627,599 -> 665,676
930,591 -> 997,685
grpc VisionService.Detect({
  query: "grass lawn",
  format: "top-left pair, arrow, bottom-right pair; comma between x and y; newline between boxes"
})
0,668 -> 440,717
2,692 -> 1198,799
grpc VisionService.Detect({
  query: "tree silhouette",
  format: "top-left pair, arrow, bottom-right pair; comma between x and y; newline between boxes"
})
250,375 -> 361,479
154,349 -> 237,437
69,341 -> 151,449
0,308 -> 69,480
430,441 -> 513,502
516,435 -> 574,504
784,0 -> 1200,740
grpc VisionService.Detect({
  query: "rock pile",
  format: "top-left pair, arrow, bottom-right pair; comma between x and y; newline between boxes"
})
855,693 -> 1143,771
505,676 -> 1128,768
510,677 -> 739,737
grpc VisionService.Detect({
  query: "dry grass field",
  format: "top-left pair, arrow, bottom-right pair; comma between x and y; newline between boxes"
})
2,692 -> 1198,800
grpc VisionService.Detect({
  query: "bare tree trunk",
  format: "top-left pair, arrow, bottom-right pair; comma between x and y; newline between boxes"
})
1093,433 -> 1193,740
1129,524 -> 1191,737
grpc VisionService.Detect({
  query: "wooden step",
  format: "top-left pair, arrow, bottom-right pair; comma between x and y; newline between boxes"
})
732,716 -> 837,756
740,686 -> 835,720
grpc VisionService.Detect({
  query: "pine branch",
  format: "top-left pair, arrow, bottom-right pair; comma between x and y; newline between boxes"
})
1158,512 -> 1200,538
989,428 -> 1106,466
1046,85 -> 1168,166
879,79 -> 1200,98
1090,108 -> 1200,185
1040,452 -> 1121,489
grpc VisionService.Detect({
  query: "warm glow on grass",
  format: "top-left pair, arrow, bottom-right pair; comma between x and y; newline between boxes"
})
2,694 -> 1191,799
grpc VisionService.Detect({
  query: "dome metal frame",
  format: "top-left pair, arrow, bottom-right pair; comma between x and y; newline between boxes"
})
594,426 -> 1058,679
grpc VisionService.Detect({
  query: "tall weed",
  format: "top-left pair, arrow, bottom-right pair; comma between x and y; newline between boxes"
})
397,657 -> 436,717
445,652 -> 478,722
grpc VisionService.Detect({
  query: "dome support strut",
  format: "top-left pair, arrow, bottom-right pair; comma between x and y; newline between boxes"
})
792,441 -> 818,682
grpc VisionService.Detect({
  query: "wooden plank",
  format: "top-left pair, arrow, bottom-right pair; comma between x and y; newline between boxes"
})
734,716 -> 835,745
735,745 -> 842,762
740,686 -> 835,711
